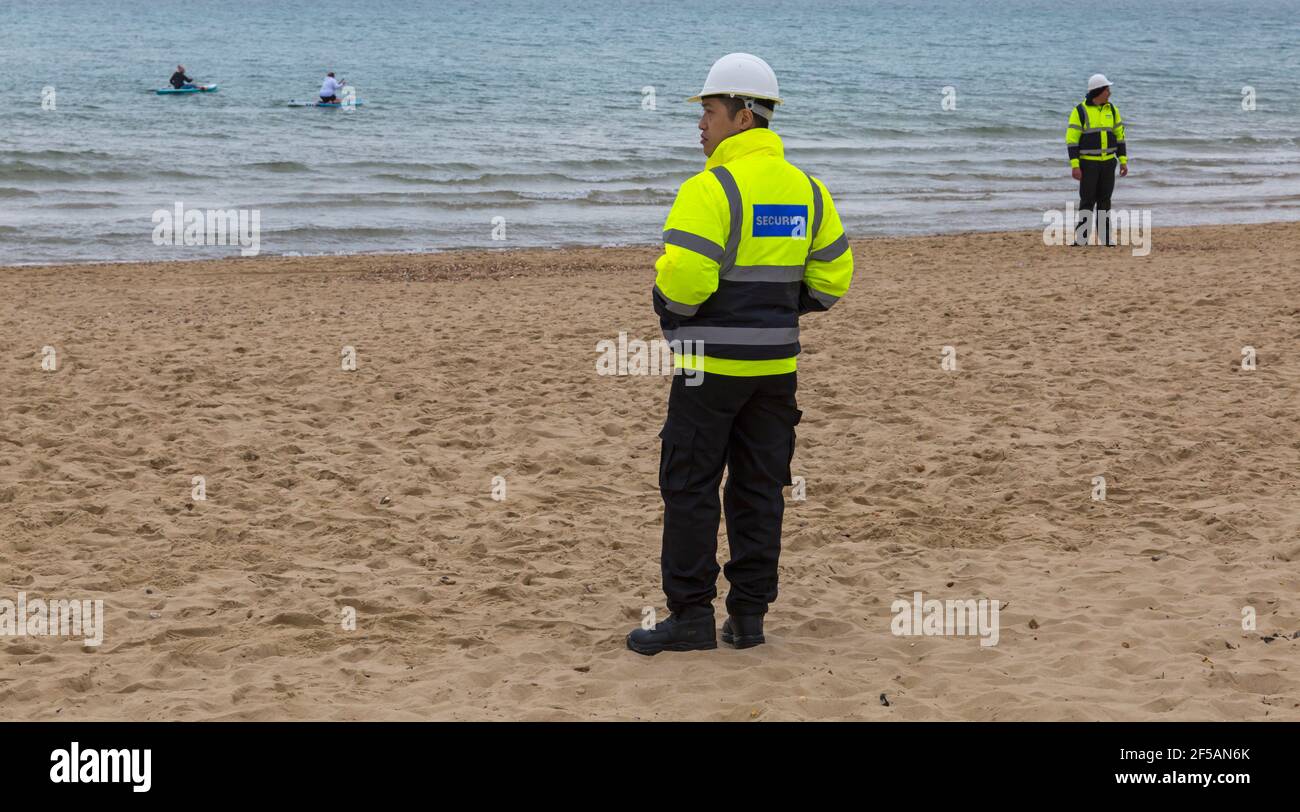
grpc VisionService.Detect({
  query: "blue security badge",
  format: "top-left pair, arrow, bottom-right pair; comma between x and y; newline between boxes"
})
752,204 -> 808,239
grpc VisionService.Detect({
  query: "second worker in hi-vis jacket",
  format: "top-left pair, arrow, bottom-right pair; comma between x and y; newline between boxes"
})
1066,73 -> 1129,245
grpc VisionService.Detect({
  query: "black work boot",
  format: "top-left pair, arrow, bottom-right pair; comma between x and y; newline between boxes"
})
720,614 -> 765,649
626,608 -> 716,655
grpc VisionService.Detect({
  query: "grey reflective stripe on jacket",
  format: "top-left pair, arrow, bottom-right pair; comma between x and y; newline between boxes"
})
805,172 -> 824,263
663,228 -> 724,262
809,233 -> 849,263
720,264 -> 805,282
710,166 -> 743,276
806,287 -> 840,308
801,171 -> 843,308
663,326 -> 800,345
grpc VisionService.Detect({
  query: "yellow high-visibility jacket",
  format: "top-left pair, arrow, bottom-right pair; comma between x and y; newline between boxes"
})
652,127 -> 854,376
1066,100 -> 1127,168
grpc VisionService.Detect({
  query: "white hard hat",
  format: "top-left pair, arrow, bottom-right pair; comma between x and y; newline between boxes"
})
1087,73 -> 1112,92
687,53 -> 783,120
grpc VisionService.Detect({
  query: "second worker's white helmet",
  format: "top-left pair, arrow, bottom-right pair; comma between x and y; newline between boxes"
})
1087,73 -> 1113,92
687,53 -> 783,120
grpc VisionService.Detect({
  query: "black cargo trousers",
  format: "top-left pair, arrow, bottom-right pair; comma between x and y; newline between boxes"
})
658,369 -> 800,619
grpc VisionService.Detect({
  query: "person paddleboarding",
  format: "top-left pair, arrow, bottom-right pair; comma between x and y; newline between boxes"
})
319,71 -> 347,104
169,65 -> 195,90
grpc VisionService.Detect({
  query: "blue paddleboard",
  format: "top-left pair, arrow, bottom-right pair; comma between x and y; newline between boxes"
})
156,85 -> 218,94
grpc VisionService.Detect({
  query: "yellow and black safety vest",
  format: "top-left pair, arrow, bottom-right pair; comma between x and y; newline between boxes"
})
652,128 -> 854,376
1066,100 -> 1127,167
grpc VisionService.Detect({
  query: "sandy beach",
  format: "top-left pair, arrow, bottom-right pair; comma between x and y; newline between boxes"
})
1,222 -> 1298,721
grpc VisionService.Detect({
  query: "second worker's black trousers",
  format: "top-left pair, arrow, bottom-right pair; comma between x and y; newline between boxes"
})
1077,157 -> 1117,245
658,369 -> 800,619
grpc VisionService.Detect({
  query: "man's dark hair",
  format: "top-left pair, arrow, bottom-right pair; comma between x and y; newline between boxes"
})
1086,86 -> 1107,103
705,94 -> 770,129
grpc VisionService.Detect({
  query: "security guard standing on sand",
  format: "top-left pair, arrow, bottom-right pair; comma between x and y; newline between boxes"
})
1067,73 -> 1128,245
627,53 -> 854,655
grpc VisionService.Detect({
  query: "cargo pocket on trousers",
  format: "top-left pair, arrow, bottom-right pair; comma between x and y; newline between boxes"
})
783,408 -> 803,487
657,422 -> 695,492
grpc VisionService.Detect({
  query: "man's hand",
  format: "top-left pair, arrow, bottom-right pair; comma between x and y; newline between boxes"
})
1119,164 -> 1128,178
1071,167 -> 1082,181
